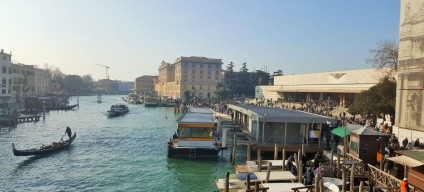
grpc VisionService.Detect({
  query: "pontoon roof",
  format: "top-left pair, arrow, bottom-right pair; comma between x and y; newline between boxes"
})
176,113 -> 215,124
229,104 -> 337,124
188,107 -> 214,114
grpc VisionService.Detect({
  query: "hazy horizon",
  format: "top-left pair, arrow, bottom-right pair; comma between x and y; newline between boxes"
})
0,0 -> 400,81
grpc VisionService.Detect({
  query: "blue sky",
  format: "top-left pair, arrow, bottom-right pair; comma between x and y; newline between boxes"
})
0,0 -> 400,81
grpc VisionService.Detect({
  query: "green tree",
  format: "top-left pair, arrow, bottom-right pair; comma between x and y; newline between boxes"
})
348,77 -> 396,117
63,75 -> 83,94
240,62 -> 248,72
184,90 -> 191,100
214,87 -> 232,100
82,74 -> 94,93
226,62 -> 234,72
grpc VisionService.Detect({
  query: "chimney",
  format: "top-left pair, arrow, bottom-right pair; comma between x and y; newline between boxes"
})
1,49 -> 3,53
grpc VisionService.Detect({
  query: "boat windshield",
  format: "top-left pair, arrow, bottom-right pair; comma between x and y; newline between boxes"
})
178,127 -> 213,138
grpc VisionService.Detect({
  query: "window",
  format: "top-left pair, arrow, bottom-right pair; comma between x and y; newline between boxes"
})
200,70 -> 203,74
178,127 -> 213,138
208,70 -> 211,75
2,66 -> 6,73
216,65 -> 220,69
192,63 -> 196,68
192,69 -> 195,74
350,141 -> 358,153
1,89 -> 5,94
215,70 -> 218,75
208,64 -> 211,68
200,64 -> 203,68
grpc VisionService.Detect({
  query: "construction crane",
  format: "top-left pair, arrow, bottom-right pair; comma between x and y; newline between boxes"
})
94,64 -> 110,80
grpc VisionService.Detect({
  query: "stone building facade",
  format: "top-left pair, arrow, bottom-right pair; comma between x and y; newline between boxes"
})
11,64 -> 50,97
134,75 -> 156,96
0,49 -> 12,102
155,56 -> 222,99
393,0 -> 424,140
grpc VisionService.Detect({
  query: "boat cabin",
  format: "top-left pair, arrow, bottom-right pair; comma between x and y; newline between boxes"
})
176,113 -> 216,148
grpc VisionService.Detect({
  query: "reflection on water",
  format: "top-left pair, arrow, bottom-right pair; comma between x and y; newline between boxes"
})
0,95 -> 239,191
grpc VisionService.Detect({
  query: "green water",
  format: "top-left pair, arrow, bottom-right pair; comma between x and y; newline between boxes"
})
0,95 -> 243,191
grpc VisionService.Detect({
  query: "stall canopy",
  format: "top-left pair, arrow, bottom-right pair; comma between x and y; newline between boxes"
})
331,127 -> 350,137
387,155 -> 424,167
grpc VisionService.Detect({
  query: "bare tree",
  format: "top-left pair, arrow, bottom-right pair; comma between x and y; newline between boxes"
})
366,40 -> 398,77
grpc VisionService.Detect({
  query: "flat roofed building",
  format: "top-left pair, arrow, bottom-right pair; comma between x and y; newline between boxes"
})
134,75 -> 156,96
228,104 -> 336,151
256,68 -> 390,107
155,56 -> 222,99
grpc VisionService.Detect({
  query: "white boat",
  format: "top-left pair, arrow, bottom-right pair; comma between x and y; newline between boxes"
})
97,95 -> 102,103
167,107 -> 219,158
107,104 -> 129,117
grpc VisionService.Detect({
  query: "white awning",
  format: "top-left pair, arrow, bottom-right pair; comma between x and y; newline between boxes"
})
387,155 -> 424,167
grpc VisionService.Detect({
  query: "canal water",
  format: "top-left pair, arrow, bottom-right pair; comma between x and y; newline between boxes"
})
0,95 -> 243,191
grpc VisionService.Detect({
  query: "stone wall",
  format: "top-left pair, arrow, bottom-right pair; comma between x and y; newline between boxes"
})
395,0 -> 424,132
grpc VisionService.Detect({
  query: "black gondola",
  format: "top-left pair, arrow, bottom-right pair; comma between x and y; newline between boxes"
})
12,133 -> 76,156
48,104 -> 78,110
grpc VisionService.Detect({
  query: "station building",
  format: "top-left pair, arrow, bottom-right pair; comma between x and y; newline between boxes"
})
255,68 -> 390,107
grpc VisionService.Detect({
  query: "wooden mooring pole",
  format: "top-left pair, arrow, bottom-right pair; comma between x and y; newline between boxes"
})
297,149 -> 301,167
231,135 -> 236,165
257,149 -> 262,172
350,163 -> 355,191
342,170 -> 346,192
274,144 -> 278,160
282,148 -> 286,171
265,162 -> 272,183
337,153 -> 341,178
314,174 -> 319,192
298,160 -> 303,183
359,181 -> 364,192
319,178 -> 324,192
247,143 -> 251,161
225,172 -> 229,192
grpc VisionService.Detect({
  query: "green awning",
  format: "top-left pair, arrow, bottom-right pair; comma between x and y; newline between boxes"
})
331,127 -> 350,137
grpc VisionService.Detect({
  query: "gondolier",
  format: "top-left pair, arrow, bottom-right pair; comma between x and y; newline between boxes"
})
66,126 -> 72,140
